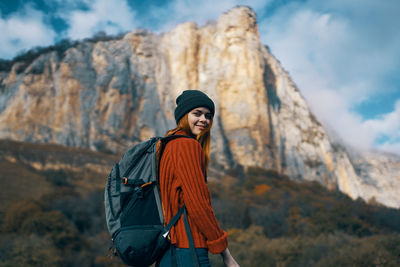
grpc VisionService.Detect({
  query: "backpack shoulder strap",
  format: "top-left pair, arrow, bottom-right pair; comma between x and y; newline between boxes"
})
162,134 -> 194,143
163,206 -> 185,235
162,205 -> 200,267
183,206 -> 200,267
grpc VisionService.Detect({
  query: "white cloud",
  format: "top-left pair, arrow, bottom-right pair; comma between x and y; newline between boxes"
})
0,5 -> 56,59
363,100 -> 400,154
61,0 -> 138,40
364,101 -> 400,136
377,143 -> 400,156
307,88 -> 377,150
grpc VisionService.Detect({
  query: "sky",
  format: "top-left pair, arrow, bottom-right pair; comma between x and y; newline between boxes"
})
0,0 -> 399,155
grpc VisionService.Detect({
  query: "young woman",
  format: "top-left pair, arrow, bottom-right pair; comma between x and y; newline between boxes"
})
157,90 -> 239,267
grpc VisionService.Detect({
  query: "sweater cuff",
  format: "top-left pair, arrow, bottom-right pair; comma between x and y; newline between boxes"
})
206,231 -> 228,254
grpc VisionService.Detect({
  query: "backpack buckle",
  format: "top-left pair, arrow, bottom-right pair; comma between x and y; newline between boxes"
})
162,230 -> 169,238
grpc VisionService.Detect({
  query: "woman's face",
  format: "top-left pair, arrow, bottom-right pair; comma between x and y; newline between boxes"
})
187,107 -> 213,136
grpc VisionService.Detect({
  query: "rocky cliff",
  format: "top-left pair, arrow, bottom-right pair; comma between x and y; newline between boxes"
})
0,6 -> 398,208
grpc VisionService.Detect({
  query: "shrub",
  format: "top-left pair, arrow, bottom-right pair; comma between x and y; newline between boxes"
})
20,210 -> 83,251
210,228 -> 400,267
5,235 -> 62,267
43,169 -> 70,187
2,200 -> 42,233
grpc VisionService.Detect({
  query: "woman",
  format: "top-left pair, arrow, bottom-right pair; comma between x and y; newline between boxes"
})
157,90 -> 239,267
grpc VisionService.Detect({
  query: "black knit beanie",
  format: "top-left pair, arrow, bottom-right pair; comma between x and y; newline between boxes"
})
174,90 -> 215,124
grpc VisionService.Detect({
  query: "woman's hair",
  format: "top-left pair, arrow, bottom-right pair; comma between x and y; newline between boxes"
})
165,113 -> 213,169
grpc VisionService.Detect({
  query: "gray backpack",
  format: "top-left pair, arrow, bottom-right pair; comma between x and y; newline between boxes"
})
104,135 -> 199,267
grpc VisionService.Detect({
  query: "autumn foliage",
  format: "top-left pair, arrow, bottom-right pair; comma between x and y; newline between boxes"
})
208,166 -> 400,266
1,154 -> 400,266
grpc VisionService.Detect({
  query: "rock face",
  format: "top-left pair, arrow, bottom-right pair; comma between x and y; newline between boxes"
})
351,151 -> 400,208
0,6 -> 398,208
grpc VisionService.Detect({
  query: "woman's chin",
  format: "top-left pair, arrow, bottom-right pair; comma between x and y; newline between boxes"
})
191,127 -> 204,136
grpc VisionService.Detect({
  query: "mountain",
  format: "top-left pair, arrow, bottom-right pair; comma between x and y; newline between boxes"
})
0,6 -> 398,208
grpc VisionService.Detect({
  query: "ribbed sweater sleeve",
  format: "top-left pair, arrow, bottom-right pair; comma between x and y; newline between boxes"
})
172,138 -> 228,254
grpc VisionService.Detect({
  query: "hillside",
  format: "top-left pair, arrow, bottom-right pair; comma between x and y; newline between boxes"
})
0,141 -> 399,266
0,139 -> 118,214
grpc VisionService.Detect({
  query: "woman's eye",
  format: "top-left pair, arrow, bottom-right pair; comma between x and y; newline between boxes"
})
192,111 -> 212,119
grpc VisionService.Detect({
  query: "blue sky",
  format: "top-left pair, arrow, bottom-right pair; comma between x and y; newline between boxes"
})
0,0 -> 399,155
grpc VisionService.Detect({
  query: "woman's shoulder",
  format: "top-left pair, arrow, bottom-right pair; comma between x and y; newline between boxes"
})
165,137 -> 204,166
167,136 -> 202,150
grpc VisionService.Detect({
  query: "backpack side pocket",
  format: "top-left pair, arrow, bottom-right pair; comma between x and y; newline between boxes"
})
105,163 -> 121,236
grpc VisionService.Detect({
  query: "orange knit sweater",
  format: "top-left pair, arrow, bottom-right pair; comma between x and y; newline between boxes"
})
159,130 -> 228,254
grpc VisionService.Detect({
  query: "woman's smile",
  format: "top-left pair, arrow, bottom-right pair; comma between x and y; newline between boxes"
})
196,124 -> 206,130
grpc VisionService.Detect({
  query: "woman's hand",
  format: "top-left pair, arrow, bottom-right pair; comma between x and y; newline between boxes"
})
221,248 -> 240,267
